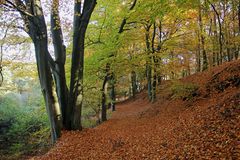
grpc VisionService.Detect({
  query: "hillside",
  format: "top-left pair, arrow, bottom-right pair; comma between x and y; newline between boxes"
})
32,60 -> 240,160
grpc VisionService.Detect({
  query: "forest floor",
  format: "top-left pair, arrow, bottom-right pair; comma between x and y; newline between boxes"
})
32,60 -> 240,160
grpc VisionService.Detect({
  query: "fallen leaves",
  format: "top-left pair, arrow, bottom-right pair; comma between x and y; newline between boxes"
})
32,60 -> 240,160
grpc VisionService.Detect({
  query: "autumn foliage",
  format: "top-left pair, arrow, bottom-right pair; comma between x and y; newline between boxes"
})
32,60 -> 240,159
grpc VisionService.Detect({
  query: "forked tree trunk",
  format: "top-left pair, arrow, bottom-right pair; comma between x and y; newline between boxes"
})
68,0 -> 96,130
11,0 -> 97,141
33,39 -> 61,143
18,0 -> 62,143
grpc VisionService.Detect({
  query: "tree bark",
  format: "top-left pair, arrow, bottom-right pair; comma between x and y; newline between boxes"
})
198,2 -> 208,71
51,0 -> 69,129
110,82 -> 116,111
18,0 -> 62,143
109,73 -> 116,111
33,39 -> 61,143
209,1 -> 223,64
68,0 -> 96,130
131,71 -> 137,98
238,1 -> 240,33
101,64 -> 110,122
145,24 -> 152,101
151,22 -> 157,102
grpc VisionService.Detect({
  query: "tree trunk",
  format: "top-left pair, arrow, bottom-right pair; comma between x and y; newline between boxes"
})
33,38 -> 61,144
68,0 -> 96,130
110,83 -> 116,112
109,73 -> 116,112
198,2 -> 208,71
131,71 -> 137,98
196,29 -> 202,71
152,65 -> 157,102
236,1 -> 240,60
20,0 -> 62,143
151,22 -> 157,102
101,75 -> 108,122
238,1 -> 240,33
51,0 -> 69,129
209,1 -> 223,64
145,24 -> 152,101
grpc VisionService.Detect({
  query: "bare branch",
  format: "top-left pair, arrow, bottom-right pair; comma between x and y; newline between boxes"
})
4,0 -> 33,17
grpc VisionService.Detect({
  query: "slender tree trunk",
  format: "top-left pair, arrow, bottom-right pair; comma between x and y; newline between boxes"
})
208,18 -> 214,68
151,22 -> 157,102
236,1 -> 240,59
110,83 -> 116,111
51,0 -> 69,128
223,2 -> 231,62
238,1 -> 240,33
145,24 -> 152,101
209,1 -> 223,64
213,14 -> 220,65
156,21 -> 162,83
131,71 -> 137,98
196,30 -> 202,72
101,74 -> 108,122
232,1 -> 238,61
101,88 -> 107,122
109,73 -> 116,111
152,65 -> 157,102
198,3 -> 208,71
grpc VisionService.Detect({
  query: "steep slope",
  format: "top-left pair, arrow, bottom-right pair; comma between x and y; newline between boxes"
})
32,60 -> 240,160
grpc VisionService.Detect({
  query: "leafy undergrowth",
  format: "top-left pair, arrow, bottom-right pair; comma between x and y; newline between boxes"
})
32,60 -> 240,160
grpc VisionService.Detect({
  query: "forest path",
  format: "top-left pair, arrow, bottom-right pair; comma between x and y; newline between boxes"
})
33,91 -> 180,160
33,60 -> 240,160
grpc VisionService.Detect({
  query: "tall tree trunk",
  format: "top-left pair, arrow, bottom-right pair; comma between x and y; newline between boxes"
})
152,66 -> 157,102
156,21 -> 162,83
238,1 -> 240,33
208,18 -> 214,68
151,22 -> 157,102
199,2 -> 208,71
109,73 -> 116,111
209,1 -> 223,64
17,0 -> 62,143
51,0 -> 69,129
196,30 -> 202,71
145,24 -> 152,101
33,39 -> 61,143
101,63 -> 110,122
110,82 -> 116,112
213,14 -> 220,65
236,1 -> 240,59
101,85 -> 107,122
68,0 -> 96,130
131,71 -> 137,98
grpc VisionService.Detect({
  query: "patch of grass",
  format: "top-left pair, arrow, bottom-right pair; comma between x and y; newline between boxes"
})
170,81 -> 199,100
82,119 -> 98,128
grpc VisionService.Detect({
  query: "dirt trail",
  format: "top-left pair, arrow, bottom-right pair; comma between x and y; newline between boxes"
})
33,60 -> 240,160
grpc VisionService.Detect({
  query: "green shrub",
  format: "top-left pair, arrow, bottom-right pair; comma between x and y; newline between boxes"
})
170,81 -> 199,100
0,92 -> 50,158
